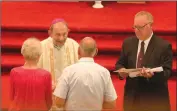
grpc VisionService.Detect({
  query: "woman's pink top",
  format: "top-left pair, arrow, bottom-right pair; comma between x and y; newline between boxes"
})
9,66 -> 52,111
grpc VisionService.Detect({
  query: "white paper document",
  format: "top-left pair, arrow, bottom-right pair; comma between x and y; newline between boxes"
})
129,67 -> 163,78
114,68 -> 142,73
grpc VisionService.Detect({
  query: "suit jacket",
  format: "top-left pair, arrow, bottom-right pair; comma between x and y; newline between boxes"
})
115,35 -> 173,111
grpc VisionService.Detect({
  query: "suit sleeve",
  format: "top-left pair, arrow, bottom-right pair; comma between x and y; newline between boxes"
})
160,43 -> 173,79
115,41 -> 128,79
153,43 -> 173,81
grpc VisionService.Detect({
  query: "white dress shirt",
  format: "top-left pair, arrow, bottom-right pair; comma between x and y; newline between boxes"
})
136,32 -> 153,68
53,57 -> 117,111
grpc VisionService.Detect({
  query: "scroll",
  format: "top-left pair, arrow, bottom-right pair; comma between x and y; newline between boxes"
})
129,67 -> 163,78
114,67 -> 163,78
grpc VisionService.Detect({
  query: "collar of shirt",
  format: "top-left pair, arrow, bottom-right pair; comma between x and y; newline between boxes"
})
79,57 -> 94,63
54,44 -> 62,50
139,32 -> 153,47
50,36 -> 65,50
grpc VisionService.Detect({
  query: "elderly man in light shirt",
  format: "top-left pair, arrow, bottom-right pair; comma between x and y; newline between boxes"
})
53,37 -> 117,111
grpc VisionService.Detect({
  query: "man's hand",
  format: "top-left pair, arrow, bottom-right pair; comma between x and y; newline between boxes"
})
118,68 -> 129,78
139,67 -> 154,78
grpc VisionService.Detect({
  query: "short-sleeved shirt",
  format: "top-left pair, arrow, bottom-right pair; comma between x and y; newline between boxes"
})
53,57 -> 117,111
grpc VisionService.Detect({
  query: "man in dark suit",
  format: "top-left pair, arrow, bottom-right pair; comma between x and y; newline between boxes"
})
115,11 -> 173,111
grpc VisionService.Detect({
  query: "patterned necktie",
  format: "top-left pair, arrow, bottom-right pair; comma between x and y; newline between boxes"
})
137,41 -> 145,68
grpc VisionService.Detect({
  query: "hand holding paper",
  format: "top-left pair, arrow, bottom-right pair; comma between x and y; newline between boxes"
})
114,67 -> 163,78
129,67 -> 163,78
129,67 -> 153,78
116,68 -> 129,78
114,68 -> 142,78
114,68 -> 142,73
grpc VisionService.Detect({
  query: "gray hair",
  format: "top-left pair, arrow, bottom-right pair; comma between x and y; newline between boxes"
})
135,11 -> 154,23
21,37 -> 42,60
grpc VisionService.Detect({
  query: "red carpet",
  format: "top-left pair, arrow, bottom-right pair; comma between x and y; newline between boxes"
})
1,1 -> 176,111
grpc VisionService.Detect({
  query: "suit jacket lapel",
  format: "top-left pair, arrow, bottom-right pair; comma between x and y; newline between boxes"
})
142,35 -> 156,66
132,37 -> 139,68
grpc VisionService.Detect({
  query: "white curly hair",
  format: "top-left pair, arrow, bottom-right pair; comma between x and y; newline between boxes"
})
21,37 -> 42,60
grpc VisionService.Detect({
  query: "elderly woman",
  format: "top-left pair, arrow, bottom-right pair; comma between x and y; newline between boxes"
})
9,37 -> 52,111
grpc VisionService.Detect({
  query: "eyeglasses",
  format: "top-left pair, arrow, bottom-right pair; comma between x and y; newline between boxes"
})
132,22 -> 151,30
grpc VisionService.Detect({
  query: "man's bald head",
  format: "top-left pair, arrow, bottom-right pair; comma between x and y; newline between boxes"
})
79,37 -> 97,57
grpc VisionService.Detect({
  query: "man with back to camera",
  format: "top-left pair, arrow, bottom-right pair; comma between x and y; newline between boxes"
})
53,37 -> 118,111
